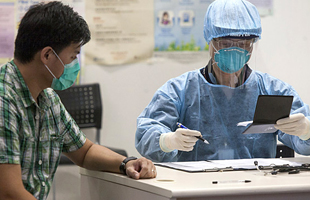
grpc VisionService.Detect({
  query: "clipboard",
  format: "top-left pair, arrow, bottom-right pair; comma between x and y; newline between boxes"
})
154,159 -> 303,173
242,95 -> 293,134
154,161 -> 234,173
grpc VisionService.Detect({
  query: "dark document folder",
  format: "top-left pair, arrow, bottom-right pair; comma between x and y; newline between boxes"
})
242,95 -> 293,134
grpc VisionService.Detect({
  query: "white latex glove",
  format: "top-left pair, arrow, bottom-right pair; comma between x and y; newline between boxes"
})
159,128 -> 201,152
274,113 -> 310,140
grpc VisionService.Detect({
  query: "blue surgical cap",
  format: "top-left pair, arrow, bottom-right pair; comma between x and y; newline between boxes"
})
204,0 -> 262,44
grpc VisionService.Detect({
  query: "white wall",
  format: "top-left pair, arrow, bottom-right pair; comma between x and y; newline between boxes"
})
255,0 -> 310,103
82,0 -> 310,158
83,55 -> 209,157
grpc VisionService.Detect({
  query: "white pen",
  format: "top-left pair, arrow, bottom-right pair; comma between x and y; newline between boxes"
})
176,122 -> 209,144
212,180 -> 251,184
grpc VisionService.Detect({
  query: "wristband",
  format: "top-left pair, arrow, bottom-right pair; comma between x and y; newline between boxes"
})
119,156 -> 137,175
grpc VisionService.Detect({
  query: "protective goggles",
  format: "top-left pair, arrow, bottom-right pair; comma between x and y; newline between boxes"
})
212,38 -> 256,50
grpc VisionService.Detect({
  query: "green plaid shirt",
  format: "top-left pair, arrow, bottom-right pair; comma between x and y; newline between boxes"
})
0,61 -> 86,200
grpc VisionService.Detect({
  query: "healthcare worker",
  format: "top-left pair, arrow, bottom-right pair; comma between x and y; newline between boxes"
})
135,0 -> 310,162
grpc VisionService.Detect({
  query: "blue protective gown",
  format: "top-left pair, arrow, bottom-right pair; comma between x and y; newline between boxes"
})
135,68 -> 310,162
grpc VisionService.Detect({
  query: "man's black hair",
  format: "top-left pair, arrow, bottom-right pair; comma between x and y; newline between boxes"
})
14,1 -> 91,64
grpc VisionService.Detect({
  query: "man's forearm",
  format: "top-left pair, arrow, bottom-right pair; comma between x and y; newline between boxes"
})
82,144 -> 126,173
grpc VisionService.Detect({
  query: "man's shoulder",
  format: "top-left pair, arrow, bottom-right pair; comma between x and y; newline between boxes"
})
0,62 -> 19,97
44,88 -> 57,97
42,88 -> 61,105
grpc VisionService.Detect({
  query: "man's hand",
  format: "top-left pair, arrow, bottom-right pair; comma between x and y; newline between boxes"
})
125,157 -> 157,179
67,139 -> 157,179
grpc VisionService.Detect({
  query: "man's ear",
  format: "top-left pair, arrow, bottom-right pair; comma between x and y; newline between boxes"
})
40,47 -> 53,65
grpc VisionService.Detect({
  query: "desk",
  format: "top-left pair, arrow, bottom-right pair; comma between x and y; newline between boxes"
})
80,157 -> 310,200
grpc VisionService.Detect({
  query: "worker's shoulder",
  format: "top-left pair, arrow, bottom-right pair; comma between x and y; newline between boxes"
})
168,69 -> 201,82
254,70 -> 288,84
157,70 -> 200,94
253,70 -> 293,92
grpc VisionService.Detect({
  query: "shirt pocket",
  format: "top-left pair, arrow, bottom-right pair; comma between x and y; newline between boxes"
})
45,135 -> 64,164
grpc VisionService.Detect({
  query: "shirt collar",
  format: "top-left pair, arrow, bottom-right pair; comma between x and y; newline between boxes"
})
9,60 -> 52,110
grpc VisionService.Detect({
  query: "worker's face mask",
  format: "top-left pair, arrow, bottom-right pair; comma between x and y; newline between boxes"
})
211,38 -> 253,74
44,49 -> 80,90
214,47 -> 250,73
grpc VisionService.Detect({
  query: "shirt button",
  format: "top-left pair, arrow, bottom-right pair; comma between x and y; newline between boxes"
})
38,160 -> 42,165
35,115 -> 40,120
42,182 -> 45,187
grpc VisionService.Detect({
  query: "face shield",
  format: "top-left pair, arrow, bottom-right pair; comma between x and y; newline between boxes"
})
208,37 -> 257,88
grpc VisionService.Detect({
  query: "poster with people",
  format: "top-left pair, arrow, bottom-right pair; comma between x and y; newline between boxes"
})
154,0 -> 212,52
0,0 -> 273,65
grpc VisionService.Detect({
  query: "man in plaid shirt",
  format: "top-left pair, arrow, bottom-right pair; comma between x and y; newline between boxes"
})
0,2 -> 156,200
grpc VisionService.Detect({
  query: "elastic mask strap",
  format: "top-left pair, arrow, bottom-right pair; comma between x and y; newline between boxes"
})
246,42 -> 254,56
211,41 -> 219,66
51,49 -> 65,67
246,47 -> 252,57
44,64 -> 57,79
211,41 -> 220,54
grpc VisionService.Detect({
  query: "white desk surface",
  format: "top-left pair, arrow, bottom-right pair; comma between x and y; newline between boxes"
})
80,157 -> 310,200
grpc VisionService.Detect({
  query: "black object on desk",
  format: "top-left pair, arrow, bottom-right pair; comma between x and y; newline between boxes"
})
242,95 -> 293,134
276,144 -> 295,158
255,160 -> 310,175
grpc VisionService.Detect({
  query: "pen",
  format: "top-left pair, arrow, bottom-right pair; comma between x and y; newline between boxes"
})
212,180 -> 251,184
176,122 -> 209,144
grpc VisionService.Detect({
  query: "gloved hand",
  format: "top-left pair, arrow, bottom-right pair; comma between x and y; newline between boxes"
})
274,113 -> 310,140
159,128 -> 201,152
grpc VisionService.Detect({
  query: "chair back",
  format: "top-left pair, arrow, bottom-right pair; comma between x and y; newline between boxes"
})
276,144 -> 295,158
55,83 -> 102,144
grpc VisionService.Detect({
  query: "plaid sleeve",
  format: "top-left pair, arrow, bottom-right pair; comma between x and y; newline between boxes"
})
45,89 -> 86,153
0,96 -> 21,164
51,91 -> 86,153
61,111 -> 86,153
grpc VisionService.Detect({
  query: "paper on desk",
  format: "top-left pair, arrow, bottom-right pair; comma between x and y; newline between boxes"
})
156,161 -> 230,172
155,158 -> 303,172
237,121 -> 253,126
